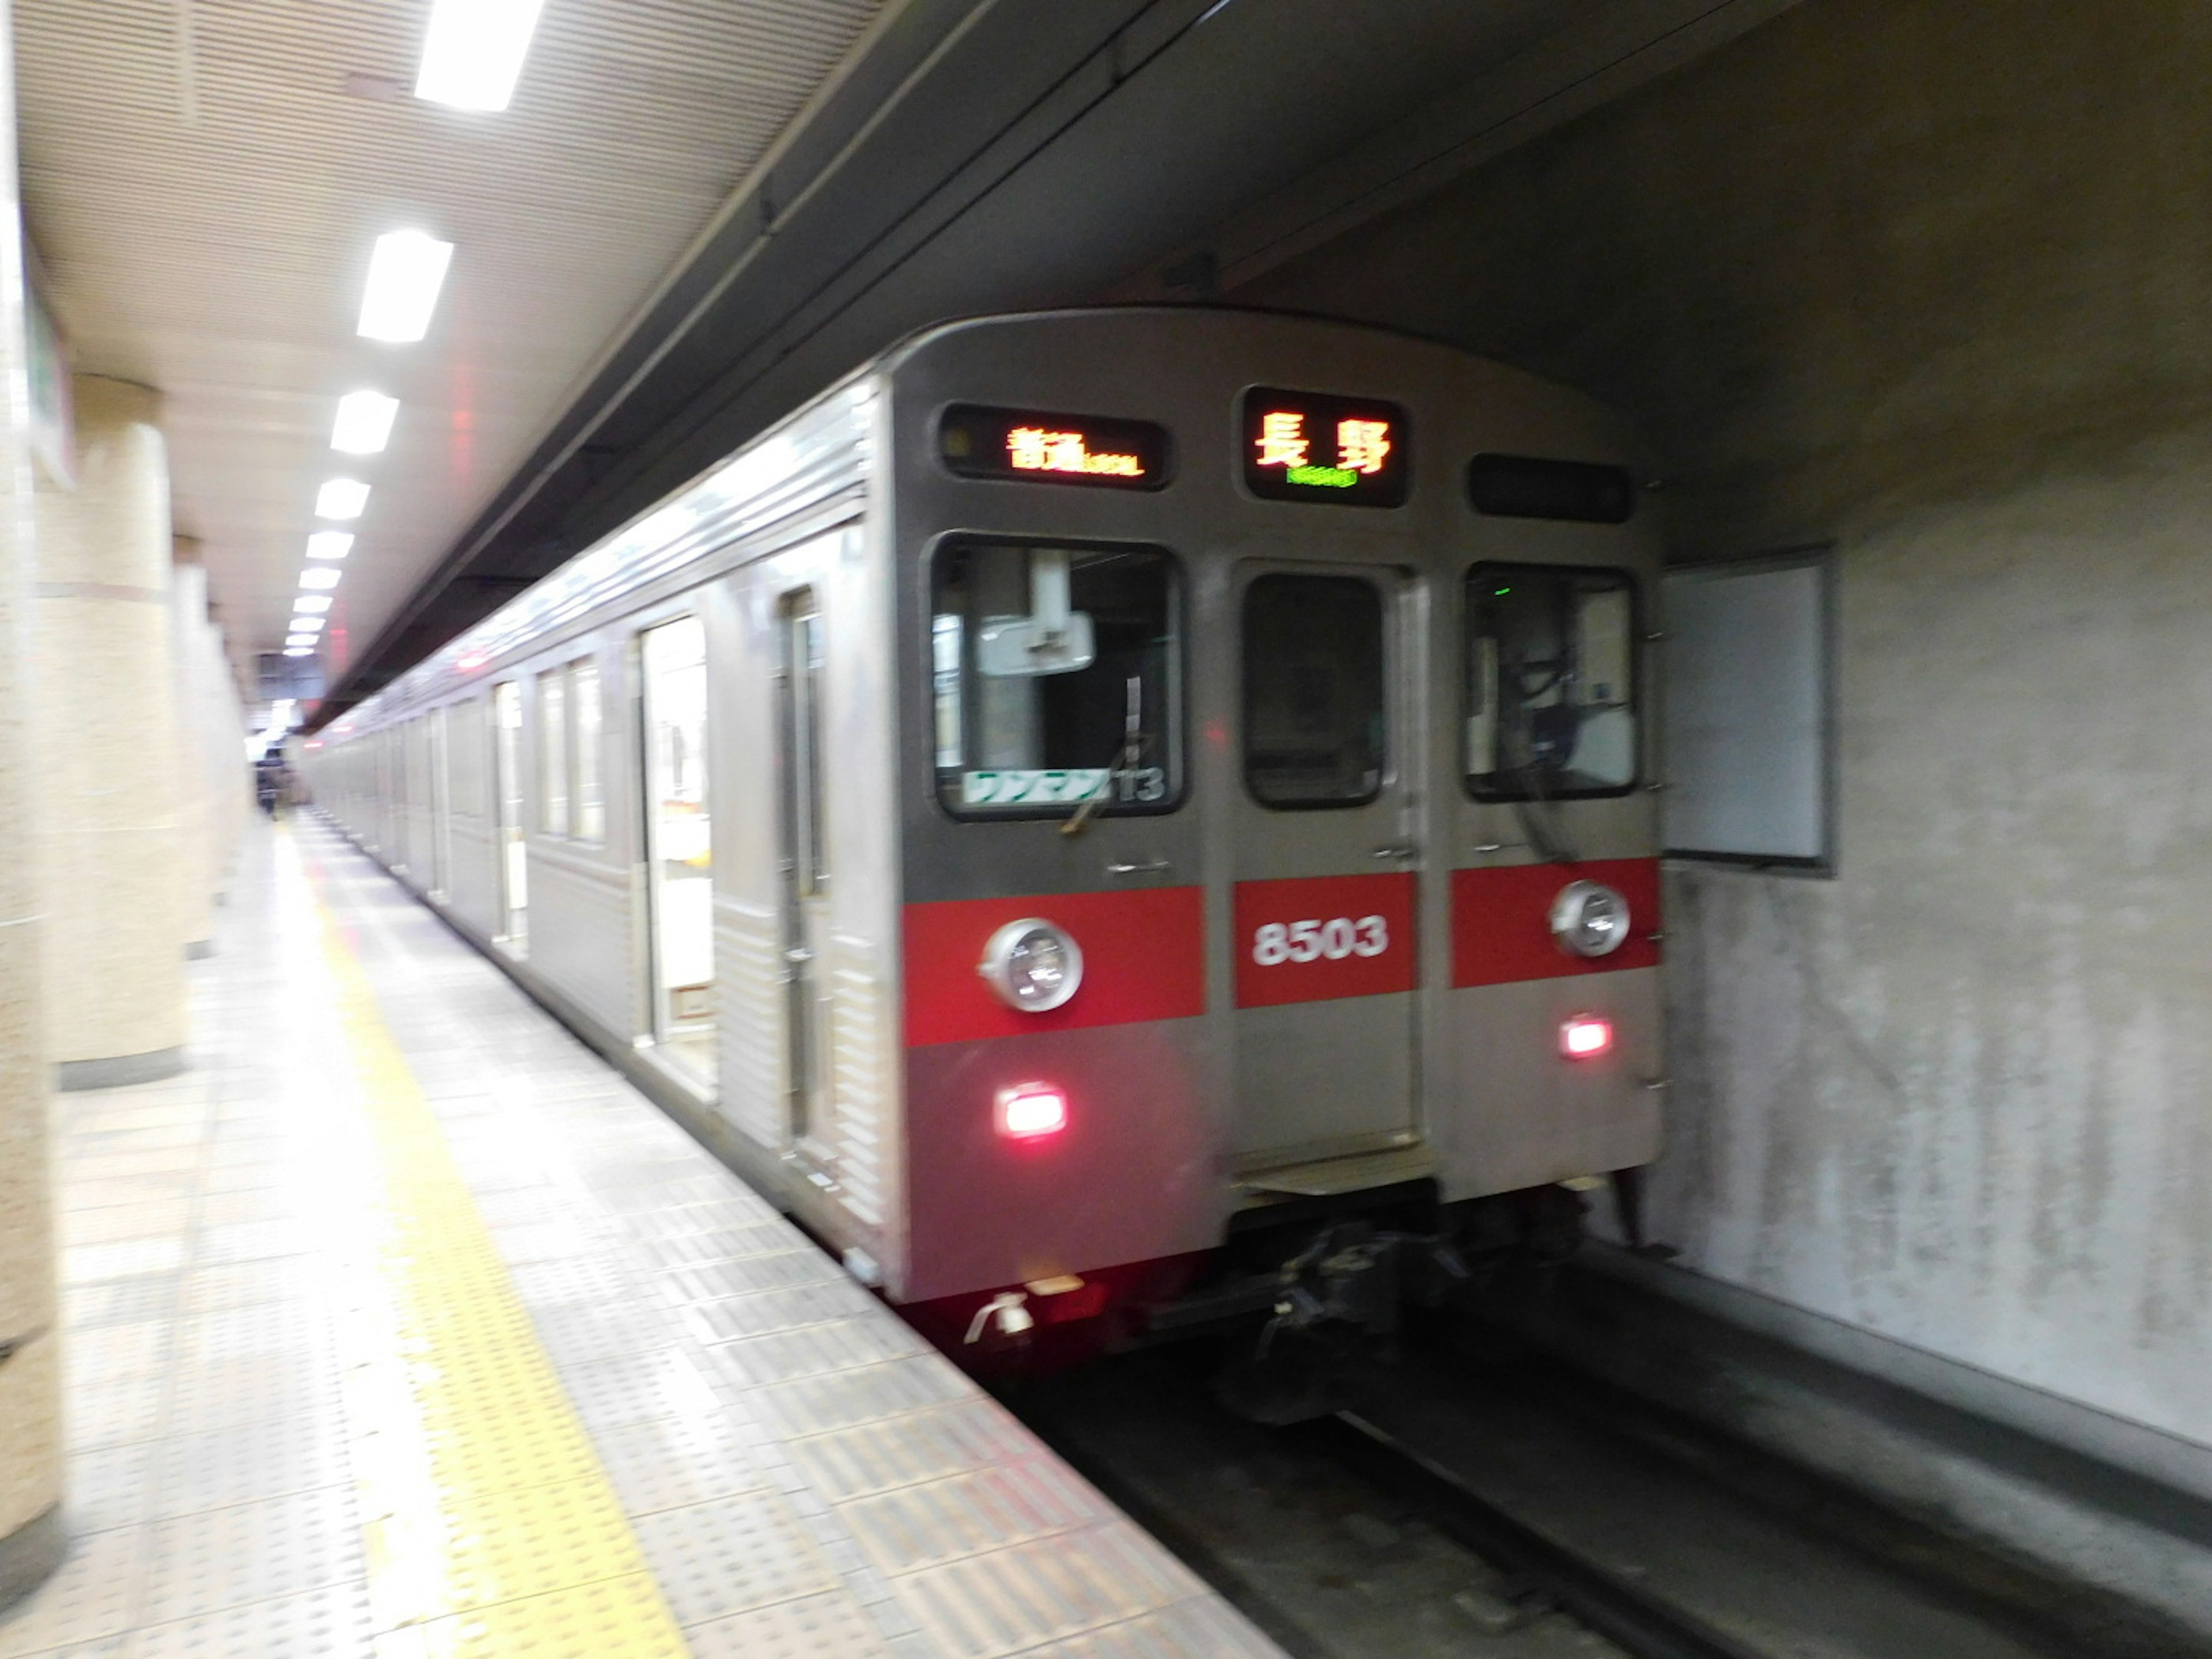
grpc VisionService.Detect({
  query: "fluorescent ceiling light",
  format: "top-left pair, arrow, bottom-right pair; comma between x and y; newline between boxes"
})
300,567 -> 342,591
295,596 -> 334,615
283,647 -> 313,658
293,615 -> 326,632
331,391 -> 399,454
316,478 -> 370,520
415,0 -> 545,112
286,634 -> 317,647
358,230 -> 454,343
306,531 -> 354,561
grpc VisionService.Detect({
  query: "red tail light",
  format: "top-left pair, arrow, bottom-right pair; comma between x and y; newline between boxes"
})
1560,1015 -> 1613,1059
997,1085 -> 1069,1140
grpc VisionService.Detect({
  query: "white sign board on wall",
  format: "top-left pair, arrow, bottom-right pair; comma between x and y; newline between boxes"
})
1661,551 -> 1834,871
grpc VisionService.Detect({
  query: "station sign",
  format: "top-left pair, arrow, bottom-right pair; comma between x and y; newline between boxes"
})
938,404 -> 1170,490
1242,387 -> 1408,507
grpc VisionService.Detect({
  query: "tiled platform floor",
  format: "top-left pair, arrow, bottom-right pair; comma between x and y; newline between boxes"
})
1,819 -> 1283,1659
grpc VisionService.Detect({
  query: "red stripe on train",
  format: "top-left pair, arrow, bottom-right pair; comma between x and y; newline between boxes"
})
1452,858 -> 1661,988
1233,871 -> 1416,1009
902,887 -> 1206,1047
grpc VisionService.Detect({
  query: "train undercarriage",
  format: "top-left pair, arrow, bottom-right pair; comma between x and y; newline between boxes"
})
916,1172 -> 1654,1421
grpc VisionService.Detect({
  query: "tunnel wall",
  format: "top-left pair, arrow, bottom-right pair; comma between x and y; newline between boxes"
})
1232,0 -> 2212,1450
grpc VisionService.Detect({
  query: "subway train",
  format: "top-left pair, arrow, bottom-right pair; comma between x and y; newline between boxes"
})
306,306 -> 1664,1380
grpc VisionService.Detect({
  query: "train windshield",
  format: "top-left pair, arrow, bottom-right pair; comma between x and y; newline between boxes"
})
931,540 -> 1180,817
1243,573 -> 1386,808
1466,563 -> 1638,800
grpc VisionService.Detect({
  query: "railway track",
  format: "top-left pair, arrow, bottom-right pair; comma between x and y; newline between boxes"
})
1012,1320 -> 2203,1659
1317,1409 -> 1764,1659
1013,1344 -> 1633,1658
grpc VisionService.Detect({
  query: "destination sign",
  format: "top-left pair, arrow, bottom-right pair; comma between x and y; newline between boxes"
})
1242,387 -> 1408,507
939,404 -> 1170,491
1468,453 -> 1637,523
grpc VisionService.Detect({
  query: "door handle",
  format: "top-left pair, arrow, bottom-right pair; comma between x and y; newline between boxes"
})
1106,859 -> 1171,876
1370,842 -> 1419,861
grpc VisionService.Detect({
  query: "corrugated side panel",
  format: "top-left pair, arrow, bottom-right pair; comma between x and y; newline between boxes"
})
715,897 -> 783,1150
529,854 -> 635,1040
446,818 -> 499,944
828,950 -> 888,1230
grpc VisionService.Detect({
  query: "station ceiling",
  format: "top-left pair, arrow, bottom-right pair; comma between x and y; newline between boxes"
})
13,0 -> 1793,722
14,0 -> 884,696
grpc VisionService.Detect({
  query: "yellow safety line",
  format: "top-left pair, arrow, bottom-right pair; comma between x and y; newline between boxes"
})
281,830 -> 692,1659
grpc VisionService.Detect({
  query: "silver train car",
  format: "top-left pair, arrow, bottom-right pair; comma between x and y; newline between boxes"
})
308,307 -> 1662,1370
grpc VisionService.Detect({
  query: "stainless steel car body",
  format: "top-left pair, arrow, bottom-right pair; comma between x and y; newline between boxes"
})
309,308 -> 1662,1334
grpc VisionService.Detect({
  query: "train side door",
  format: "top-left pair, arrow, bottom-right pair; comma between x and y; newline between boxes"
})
491,681 -> 527,951
1230,562 -> 1421,1172
772,585 -> 833,1156
639,615 -> 716,1086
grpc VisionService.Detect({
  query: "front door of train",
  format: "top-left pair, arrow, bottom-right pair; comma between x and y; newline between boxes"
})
1230,562 -> 1421,1175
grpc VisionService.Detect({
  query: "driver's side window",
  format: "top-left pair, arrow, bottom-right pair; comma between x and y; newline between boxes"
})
930,539 -> 1183,818
1465,563 -> 1638,800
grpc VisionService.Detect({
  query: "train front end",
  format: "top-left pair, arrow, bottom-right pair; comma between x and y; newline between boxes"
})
876,310 -> 1664,1374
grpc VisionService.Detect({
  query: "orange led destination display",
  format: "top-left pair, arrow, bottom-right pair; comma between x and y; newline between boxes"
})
939,404 -> 1170,491
1242,387 -> 1408,507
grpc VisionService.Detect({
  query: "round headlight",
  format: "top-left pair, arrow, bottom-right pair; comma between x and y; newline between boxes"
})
978,918 -> 1084,1013
1548,880 -> 1631,959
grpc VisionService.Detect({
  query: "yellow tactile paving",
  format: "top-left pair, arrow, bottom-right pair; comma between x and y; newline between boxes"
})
284,834 -> 695,1658
377,1573 -> 691,1659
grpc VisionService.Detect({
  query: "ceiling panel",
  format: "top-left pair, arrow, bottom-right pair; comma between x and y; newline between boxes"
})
13,0 -> 884,691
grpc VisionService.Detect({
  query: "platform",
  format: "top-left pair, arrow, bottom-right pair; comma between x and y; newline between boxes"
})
1,818 -> 1285,1659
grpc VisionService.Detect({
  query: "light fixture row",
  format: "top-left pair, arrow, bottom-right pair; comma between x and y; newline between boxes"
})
287,0 -> 544,660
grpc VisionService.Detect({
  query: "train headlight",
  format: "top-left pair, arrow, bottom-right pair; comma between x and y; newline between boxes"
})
978,918 -> 1084,1013
1549,880 -> 1631,959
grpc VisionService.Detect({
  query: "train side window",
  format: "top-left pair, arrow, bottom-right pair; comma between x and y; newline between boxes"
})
1242,573 -> 1385,808
537,666 -> 570,835
571,658 -> 604,844
1465,563 -> 1638,800
930,540 -> 1181,818
456,692 -> 488,820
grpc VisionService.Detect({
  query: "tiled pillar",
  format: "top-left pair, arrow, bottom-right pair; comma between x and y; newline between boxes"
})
0,0 -> 66,1610
171,544 -> 215,959
32,375 -> 188,1088
196,592 -> 249,910
196,577 -> 250,915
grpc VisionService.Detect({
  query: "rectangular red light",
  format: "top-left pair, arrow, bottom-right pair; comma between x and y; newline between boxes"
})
1560,1016 -> 1613,1059
997,1085 -> 1068,1139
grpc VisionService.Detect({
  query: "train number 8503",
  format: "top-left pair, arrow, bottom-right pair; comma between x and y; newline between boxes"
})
1251,915 -> 1389,966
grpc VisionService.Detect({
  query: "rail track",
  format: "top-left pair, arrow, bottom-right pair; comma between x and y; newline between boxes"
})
1010,1316 -> 2199,1659
1317,1409 -> 1766,1659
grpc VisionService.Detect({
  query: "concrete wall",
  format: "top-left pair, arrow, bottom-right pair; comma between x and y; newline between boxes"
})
1232,0 -> 2212,1448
